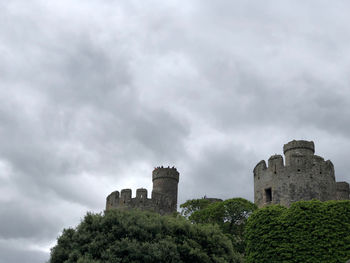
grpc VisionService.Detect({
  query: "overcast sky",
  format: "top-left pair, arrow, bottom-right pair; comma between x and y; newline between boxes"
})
1,0 -> 350,262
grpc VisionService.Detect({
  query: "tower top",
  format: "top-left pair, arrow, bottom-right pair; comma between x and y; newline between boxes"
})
283,140 -> 315,155
152,166 -> 179,182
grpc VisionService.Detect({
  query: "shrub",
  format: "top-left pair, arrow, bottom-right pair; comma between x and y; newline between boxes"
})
245,200 -> 350,263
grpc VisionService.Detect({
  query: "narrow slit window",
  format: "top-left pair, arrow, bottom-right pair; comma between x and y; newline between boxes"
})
265,188 -> 272,203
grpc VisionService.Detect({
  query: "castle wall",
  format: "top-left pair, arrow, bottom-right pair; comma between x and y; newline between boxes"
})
106,188 -> 164,213
254,140 -> 345,208
336,182 -> 350,200
106,167 -> 179,215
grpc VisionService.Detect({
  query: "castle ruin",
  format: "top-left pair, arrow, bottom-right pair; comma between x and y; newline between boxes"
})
254,140 -> 350,207
106,140 -> 350,213
106,166 -> 179,214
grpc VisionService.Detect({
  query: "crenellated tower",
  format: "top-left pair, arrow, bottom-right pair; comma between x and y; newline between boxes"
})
152,167 -> 179,212
254,140 -> 349,207
106,166 -> 180,214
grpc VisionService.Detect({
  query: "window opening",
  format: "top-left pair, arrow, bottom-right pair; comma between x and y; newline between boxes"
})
265,188 -> 272,203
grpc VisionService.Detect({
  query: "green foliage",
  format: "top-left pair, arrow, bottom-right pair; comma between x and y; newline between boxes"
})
180,198 -> 221,219
183,198 -> 257,253
50,209 -> 242,263
245,200 -> 350,263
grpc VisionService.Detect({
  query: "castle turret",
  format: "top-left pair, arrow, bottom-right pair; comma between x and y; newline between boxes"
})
283,140 -> 315,166
152,167 -> 179,212
254,140 -> 349,208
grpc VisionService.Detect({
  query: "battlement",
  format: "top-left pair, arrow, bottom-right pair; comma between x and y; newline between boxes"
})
283,140 -> 315,155
136,188 -> 148,199
254,140 -> 348,208
325,160 -> 334,171
313,155 -> 325,162
255,154 -> 332,177
268,154 -> 284,170
121,188 -> 132,201
152,166 -> 179,182
106,166 -> 180,214
253,160 -> 267,174
108,188 -> 149,202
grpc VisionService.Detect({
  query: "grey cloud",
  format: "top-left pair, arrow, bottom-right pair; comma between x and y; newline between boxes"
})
0,243 -> 48,263
0,200 -> 61,240
180,142 -> 256,203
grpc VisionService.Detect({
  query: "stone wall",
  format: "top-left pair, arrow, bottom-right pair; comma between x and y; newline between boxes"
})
336,182 -> 350,200
106,167 -> 179,214
254,140 -> 349,207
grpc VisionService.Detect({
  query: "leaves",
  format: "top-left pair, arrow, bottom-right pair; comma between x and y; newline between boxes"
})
245,200 -> 350,263
182,198 -> 257,253
50,209 -> 242,263
180,198 -> 221,219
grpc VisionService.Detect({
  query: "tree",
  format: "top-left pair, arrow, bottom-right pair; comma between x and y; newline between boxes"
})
181,198 -> 257,253
180,197 -> 222,219
50,209 -> 243,263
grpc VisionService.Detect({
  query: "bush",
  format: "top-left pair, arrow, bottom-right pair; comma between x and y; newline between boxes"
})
50,209 -> 242,263
245,200 -> 350,263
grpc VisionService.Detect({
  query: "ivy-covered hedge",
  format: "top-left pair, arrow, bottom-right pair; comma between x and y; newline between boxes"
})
245,200 -> 350,263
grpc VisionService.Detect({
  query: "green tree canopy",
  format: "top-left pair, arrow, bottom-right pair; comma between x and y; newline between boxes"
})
180,197 -> 222,219
181,198 -> 257,253
50,209 -> 242,263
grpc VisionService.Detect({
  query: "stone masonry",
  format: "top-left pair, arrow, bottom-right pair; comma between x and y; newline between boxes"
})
106,166 -> 179,214
254,140 -> 350,207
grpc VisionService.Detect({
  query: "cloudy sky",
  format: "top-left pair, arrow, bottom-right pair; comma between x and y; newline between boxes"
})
1,0 -> 350,262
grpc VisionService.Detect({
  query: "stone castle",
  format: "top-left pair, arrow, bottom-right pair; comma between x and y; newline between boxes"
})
106,140 -> 349,213
254,140 -> 350,207
106,166 -> 179,214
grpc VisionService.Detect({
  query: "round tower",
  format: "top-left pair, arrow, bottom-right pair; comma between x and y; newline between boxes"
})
283,140 -> 315,166
152,167 -> 179,211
